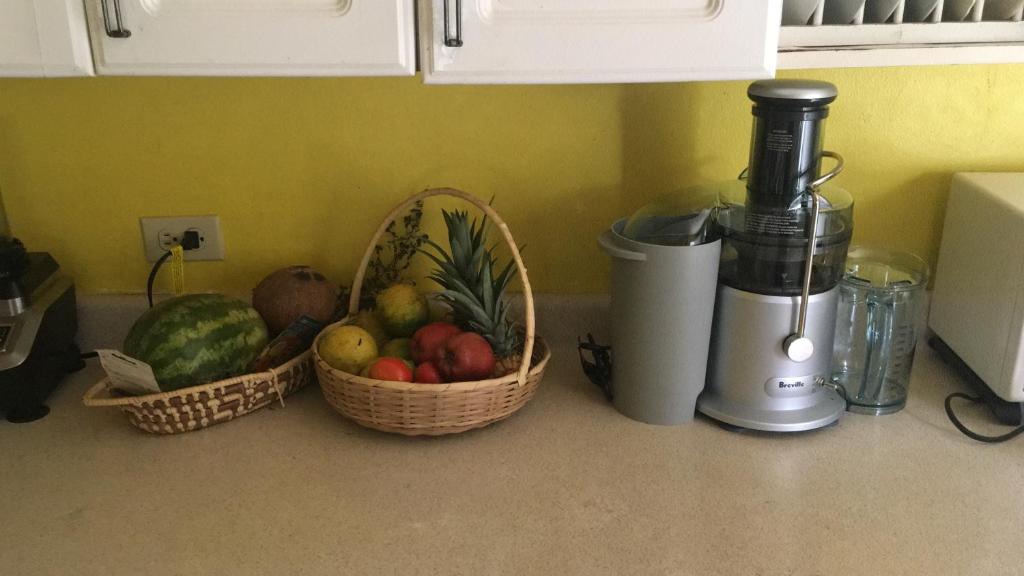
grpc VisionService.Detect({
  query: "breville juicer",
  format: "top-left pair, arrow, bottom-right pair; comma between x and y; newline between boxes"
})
697,80 -> 853,432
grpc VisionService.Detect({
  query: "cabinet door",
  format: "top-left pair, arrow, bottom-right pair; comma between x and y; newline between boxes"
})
420,0 -> 781,84
84,0 -> 415,76
1,0 -> 94,77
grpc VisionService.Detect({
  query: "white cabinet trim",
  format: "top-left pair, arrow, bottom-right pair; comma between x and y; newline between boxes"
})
780,43 -> 1024,69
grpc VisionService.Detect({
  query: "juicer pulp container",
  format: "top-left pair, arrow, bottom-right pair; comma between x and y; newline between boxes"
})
598,219 -> 720,425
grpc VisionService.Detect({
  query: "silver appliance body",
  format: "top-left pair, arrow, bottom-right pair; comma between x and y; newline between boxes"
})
699,285 -> 845,431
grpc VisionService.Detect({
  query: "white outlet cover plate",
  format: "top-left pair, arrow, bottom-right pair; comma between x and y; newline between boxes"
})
139,215 -> 224,262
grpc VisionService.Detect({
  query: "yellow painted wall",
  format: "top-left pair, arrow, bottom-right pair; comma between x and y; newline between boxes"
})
1,65 -> 1023,295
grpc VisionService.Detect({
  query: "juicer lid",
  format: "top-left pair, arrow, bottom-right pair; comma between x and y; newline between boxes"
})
621,184 -> 720,246
715,180 -> 853,241
844,246 -> 929,291
748,80 -> 837,106
717,179 -> 852,212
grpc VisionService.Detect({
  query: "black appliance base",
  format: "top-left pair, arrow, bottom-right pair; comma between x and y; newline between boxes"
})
0,276 -> 80,424
6,403 -> 51,424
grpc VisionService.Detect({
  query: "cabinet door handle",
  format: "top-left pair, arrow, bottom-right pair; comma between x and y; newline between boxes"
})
443,0 -> 463,47
101,0 -> 132,38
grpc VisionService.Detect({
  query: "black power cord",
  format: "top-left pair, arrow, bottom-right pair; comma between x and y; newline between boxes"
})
929,336 -> 1024,443
578,333 -> 613,401
945,392 -> 1024,443
830,379 -> 1023,443
146,250 -> 173,308
146,230 -> 201,308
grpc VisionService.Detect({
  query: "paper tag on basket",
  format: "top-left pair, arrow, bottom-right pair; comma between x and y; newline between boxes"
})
97,350 -> 162,395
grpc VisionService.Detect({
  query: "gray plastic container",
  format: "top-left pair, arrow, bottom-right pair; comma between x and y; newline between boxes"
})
598,219 -> 721,425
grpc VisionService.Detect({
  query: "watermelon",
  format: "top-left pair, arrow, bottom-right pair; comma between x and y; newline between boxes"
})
124,294 -> 269,392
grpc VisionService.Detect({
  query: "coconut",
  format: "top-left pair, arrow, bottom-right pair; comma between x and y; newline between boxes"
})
252,266 -> 338,336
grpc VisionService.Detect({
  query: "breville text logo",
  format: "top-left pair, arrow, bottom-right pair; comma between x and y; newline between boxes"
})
778,381 -> 805,389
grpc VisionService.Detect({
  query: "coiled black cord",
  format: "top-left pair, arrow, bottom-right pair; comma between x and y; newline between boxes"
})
944,392 -> 1024,443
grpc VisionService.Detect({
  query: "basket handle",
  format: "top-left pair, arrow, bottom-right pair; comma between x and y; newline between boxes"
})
348,187 -> 536,387
82,379 -> 132,407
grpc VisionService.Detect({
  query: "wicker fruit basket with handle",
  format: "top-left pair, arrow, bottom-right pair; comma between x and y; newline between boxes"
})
83,350 -> 314,435
315,187 -> 551,436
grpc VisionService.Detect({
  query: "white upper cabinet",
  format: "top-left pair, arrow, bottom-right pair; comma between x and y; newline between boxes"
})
419,0 -> 782,84
83,0 -> 416,76
1,1 -> 94,77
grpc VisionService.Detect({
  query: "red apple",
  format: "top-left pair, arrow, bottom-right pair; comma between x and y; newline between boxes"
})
434,332 -> 496,382
411,322 -> 462,364
367,357 -> 414,382
414,362 -> 444,384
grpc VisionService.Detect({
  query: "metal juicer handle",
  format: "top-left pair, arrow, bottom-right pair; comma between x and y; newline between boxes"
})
808,151 -> 844,190
784,151 -> 844,363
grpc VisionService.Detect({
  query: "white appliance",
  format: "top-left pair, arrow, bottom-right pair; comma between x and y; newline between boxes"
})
930,172 -> 1024,404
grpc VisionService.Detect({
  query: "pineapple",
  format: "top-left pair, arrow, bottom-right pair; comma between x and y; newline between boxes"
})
420,209 -> 520,375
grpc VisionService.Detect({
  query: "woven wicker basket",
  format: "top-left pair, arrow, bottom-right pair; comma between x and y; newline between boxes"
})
83,350 -> 314,435
315,187 -> 551,436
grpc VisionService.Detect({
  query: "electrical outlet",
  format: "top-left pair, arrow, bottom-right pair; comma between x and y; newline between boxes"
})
139,216 -> 224,262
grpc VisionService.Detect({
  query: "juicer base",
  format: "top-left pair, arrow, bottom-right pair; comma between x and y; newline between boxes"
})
697,387 -> 846,432
700,285 -> 845,433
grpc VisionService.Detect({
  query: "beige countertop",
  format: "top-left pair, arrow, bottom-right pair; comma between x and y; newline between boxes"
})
2,295 -> 1022,576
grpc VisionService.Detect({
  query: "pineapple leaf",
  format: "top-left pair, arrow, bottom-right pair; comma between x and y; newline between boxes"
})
441,274 -> 480,303
418,249 -> 449,272
481,258 -> 494,318
472,218 -> 487,250
420,238 -> 455,264
420,254 -> 462,287
493,259 -> 516,294
441,209 -> 455,233
443,290 -> 492,327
